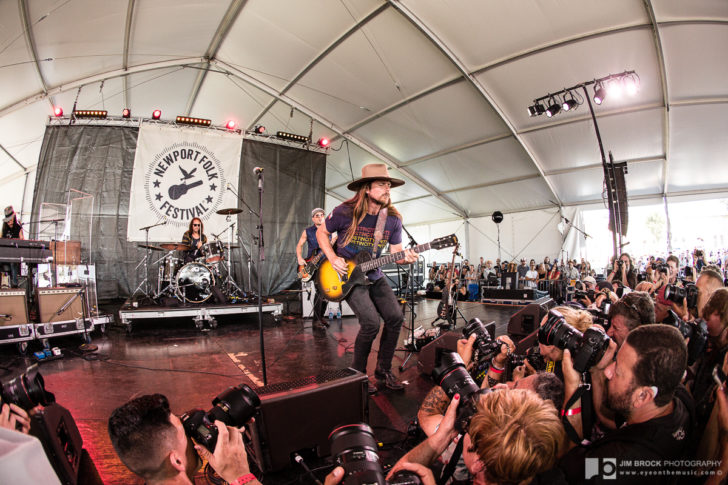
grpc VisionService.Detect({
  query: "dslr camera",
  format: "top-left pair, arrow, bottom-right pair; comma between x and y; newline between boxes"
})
181,383 -> 260,452
539,309 -> 611,373
664,283 -> 699,310
662,310 -> 708,366
1,364 -> 55,410
329,423 -> 422,485
462,318 -> 504,382
507,346 -> 547,381
432,350 -> 491,433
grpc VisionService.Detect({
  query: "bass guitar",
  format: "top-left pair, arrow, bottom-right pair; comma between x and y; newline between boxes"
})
435,243 -> 459,327
298,251 -> 326,282
314,234 -> 458,302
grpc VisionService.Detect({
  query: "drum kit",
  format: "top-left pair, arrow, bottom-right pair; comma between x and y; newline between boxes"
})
134,208 -> 247,304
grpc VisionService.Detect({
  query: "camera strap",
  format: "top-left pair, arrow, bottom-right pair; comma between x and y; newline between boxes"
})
437,434 -> 464,485
561,381 -> 594,446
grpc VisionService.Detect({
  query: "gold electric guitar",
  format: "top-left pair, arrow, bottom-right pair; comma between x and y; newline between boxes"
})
314,234 -> 458,302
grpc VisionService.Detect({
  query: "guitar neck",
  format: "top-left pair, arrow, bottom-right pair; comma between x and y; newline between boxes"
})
359,242 -> 430,273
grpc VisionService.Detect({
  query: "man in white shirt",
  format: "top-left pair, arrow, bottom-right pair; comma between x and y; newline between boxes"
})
525,259 -> 539,289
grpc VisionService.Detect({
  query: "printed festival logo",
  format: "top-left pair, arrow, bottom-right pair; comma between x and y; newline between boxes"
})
144,141 -> 226,224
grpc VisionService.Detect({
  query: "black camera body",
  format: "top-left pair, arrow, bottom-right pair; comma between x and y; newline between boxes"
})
664,284 -> 699,310
329,423 -> 422,485
432,350 -> 490,433
181,383 -> 260,453
462,318 -> 502,384
539,310 -> 611,373
507,346 -> 547,380
662,310 -> 708,366
1,364 -> 55,410
617,260 -> 624,267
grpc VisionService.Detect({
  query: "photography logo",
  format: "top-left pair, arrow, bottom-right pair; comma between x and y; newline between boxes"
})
585,457 -> 617,480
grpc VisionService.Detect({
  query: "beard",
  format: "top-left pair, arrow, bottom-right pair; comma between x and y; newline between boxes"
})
371,193 -> 389,206
606,382 -> 635,420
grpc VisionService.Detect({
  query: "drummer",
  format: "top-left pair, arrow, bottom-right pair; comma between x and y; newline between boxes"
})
181,218 -> 207,263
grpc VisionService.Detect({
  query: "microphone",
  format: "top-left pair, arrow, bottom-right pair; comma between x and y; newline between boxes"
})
253,167 -> 264,175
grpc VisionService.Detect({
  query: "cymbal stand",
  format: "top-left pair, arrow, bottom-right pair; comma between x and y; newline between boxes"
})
131,226 -> 154,299
222,217 -> 244,297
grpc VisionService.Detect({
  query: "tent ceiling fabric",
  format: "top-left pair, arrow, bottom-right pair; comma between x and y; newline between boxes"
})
1,0 -> 727,222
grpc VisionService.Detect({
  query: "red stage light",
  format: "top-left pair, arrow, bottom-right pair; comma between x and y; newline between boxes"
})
122,108 -> 131,118
253,125 -> 265,134
317,137 -> 330,148
152,109 -> 162,120
53,107 -> 63,117
226,120 -> 237,130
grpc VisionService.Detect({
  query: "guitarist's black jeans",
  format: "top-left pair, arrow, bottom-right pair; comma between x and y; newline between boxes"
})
346,277 -> 404,373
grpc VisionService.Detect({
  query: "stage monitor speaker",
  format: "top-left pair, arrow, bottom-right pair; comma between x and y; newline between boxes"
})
29,403 -> 85,485
500,272 -> 518,290
417,323 -> 495,376
38,288 -> 84,323
245,368 -> 368,473
0,289 -> 28,325
507,299 -> 555,342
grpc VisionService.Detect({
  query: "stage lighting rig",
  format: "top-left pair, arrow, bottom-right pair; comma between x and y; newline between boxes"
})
225,120 -> 237,130
73,110 -> 107,119
276,131 -> 310,143
176,116 -> 211,127
527,70 -> 638,117
53,107 -> 63,117
253,125 -> 265,134
122,108 -> 131,118
151,109 -> 162,120
317,137 -> 330,148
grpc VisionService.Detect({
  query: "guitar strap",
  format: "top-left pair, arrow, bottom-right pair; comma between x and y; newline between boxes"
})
371,207 -> 388,256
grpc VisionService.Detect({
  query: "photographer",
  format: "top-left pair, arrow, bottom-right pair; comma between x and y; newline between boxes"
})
396,389 -> 564,485
0,402 -> 30,435
670,266 -> 724,321
607,253 -> 637,289
559,325 -> 694,484
605,291 -> 655,348
108,394 -> 260,485
667,254 -> 681,286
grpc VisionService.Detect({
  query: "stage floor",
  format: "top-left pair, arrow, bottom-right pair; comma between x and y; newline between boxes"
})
0,297 -> 517,484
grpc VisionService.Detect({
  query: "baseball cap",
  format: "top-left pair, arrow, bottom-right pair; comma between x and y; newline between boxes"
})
311,208 -> 325,217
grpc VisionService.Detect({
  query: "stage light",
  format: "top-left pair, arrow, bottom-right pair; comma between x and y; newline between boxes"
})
545,98 -> 561,118
176,116 -> 211,127
122,108 -> 131,118
276,131 -> 310,143
562,92 -> 578,112
253,125 -> 265,134
53,107 -> 63,117
317,137 -> 330,148
607,79 -> 623,99
528,103 -> 545,117
74,110 -> 108,119
225,120 -> 237,130
152,109 -> 162,120
593,83 -> 606,105
623,75 -> 639,96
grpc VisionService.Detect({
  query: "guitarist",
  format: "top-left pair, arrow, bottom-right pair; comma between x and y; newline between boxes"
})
296,207 -> 330,329
317,164 -> 418,394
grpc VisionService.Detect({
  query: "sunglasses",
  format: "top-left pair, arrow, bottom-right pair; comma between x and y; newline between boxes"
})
193,224 -> 201,227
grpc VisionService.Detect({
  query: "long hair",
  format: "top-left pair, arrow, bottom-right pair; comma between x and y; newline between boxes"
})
339,183 -> 401,247
185,217 -> 204,237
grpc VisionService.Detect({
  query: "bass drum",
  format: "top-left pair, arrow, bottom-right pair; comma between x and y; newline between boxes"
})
175,262 -> 214,303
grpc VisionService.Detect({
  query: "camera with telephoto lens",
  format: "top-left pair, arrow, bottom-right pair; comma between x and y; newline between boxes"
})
539,309 -> 611,373
617,260 -> 624,267
462,318 -> 504,384
507,346 -> 547,380
1,364 -> 55,410
329,423 -> 422,485
181,383 -> 260,452
664,283 -> 699,310
662,310 -> 708,366
574,289 -> 596,302
432,350 -> 491,433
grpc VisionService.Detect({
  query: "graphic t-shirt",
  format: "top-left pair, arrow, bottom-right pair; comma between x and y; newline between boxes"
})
325,205 -> 402,281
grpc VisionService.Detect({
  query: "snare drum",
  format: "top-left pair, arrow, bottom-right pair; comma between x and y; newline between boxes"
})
201,241 -> 224,264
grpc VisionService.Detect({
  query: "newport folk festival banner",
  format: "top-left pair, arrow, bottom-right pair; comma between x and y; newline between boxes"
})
127,122 -> 242,242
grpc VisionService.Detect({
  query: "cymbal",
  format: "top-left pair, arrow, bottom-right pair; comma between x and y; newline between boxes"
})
160,243 -> 190,251
217,208 -> 243,215
137,244 -> 163,251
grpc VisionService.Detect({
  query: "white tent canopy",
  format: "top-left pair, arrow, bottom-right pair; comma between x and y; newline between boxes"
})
1,0 -> 726,262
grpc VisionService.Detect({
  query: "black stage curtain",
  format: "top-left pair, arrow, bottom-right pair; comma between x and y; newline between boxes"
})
31,127 -> 325,299
238,140 -> 326,295
31,125 -> 139,300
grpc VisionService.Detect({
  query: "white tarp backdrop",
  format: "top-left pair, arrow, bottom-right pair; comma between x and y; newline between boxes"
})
127,123 -> 242,242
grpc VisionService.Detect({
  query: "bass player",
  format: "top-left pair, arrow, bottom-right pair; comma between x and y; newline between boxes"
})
296,207 -> 331,330
317,164 -> 418,394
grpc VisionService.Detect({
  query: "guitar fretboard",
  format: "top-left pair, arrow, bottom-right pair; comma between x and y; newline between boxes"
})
359,242 -> 431,273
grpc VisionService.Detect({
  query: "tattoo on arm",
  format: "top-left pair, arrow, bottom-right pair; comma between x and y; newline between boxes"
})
419,386 -> 449,416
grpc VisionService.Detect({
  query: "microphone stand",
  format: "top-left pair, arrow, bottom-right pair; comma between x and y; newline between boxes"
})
255,171 -> 267,385
227,185 -> 257,293
398,224 -> 420,372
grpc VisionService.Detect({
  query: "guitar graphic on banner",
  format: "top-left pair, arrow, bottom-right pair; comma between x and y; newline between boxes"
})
315,234 -> 458,302
168,180 -> 203,200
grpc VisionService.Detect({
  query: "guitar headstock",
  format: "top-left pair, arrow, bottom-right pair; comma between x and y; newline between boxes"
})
431,234 -> 458,250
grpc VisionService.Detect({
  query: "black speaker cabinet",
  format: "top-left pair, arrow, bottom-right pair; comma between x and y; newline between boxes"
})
245,368 -> 368,473
38,288 -> 84,323
417,331 -> 461,376
30,403 -> 84,485
0,289 -> 28,325
507,299 -> 555,341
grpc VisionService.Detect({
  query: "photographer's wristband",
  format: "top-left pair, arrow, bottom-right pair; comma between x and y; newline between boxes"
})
231,473 -> 257,485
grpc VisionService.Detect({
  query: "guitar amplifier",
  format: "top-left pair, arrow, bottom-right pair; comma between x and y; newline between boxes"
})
38,288 -> 84,323
0,289 -> 29,325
